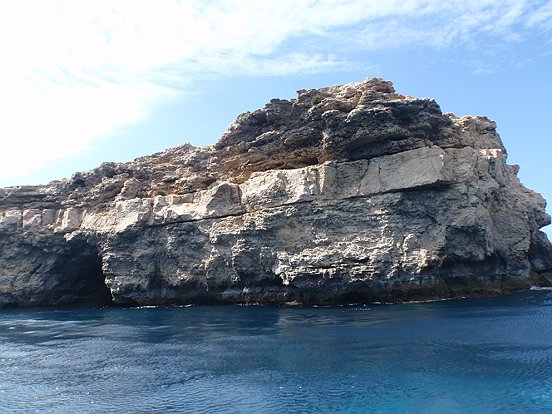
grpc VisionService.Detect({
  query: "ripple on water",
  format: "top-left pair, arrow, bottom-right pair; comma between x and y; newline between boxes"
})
0,291 -> 551,413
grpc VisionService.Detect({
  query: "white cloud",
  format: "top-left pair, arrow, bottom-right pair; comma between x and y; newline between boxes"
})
527,1 -> 552,30
0,0 -> 550,185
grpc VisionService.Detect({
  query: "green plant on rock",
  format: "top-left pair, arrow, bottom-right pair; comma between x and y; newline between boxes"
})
311,95 -> 324,106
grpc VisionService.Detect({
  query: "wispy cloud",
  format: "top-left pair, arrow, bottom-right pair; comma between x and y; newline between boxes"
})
466,59 -> 496,75
0,0 -> 550,184
526,1 -> 552,30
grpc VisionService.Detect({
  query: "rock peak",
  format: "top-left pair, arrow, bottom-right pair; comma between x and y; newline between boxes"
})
295,77 -> 396,103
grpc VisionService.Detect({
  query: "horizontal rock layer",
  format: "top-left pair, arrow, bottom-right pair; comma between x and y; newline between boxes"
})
1,78 -> 551,307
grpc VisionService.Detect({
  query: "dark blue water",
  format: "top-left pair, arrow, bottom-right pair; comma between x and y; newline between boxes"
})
1,290 -> 551,413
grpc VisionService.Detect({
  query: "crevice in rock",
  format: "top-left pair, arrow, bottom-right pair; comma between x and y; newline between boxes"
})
144,183 -> 454,229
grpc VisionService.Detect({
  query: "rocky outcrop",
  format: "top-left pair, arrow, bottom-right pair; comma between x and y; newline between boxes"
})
1,78 -> 551,307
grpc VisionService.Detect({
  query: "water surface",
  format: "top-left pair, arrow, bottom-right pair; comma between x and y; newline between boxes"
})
1,290 -> 551,413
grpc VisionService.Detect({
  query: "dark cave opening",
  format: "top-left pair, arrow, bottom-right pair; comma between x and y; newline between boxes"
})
53,241 -> 114,306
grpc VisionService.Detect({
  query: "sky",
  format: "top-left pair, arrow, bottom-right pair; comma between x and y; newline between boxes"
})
0,0 -> 551,234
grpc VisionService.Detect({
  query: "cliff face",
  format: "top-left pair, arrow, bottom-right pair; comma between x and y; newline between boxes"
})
1,78 -> 551,307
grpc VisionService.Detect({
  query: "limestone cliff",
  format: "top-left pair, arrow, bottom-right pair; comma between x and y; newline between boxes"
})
1,78 -> 551,307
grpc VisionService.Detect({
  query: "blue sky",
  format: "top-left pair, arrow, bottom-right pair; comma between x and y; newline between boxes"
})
1,1 -> 551,234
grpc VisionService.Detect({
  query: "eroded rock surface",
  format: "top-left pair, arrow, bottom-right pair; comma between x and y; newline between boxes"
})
1,78 -> 551,307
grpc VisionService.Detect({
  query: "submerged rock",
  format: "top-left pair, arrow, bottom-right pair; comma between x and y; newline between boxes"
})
1,78 -> 551,307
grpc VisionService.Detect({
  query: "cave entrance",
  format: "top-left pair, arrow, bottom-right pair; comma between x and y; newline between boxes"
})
56,240 -> 114,306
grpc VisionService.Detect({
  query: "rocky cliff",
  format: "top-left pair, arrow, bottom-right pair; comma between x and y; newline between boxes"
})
1,78 -> 551,307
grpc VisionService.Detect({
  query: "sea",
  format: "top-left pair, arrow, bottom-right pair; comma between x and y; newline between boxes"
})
1,289 -> 551,414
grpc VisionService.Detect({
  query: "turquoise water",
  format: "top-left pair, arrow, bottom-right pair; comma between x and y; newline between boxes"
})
1,290 -> 551,413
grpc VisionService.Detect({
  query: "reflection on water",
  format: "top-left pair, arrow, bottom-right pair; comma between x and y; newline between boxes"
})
1,290 -> 551,413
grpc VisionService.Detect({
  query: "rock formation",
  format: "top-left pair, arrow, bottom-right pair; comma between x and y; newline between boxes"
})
1,78 -> 551,307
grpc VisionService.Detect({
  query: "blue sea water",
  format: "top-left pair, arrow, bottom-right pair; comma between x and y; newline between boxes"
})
1,290 -> 551,414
